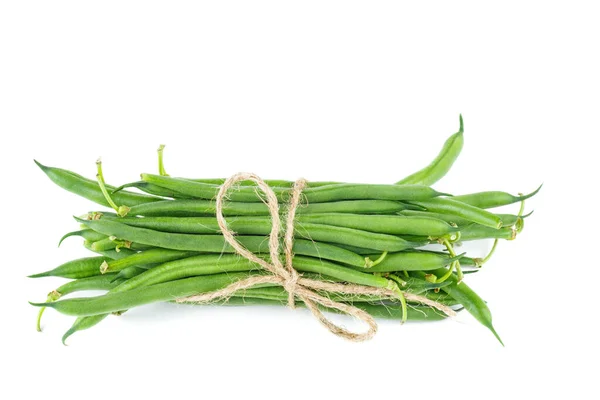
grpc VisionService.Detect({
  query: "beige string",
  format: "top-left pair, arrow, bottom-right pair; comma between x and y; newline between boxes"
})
177,173 -> 455,342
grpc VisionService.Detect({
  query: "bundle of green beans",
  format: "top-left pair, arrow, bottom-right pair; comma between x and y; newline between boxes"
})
30,117 -> 540,344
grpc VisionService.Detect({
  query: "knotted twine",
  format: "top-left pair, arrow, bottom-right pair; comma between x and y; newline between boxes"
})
177,173 -> 455,342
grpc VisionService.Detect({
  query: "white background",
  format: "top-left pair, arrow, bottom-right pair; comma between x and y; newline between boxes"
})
1,1 -> 598,399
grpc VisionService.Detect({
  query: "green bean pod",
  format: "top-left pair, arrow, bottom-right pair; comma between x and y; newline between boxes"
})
58,229 -> 107,247
142,173 -> 448,203
83,241 -> 137,260
399,209 -> 522,227
396,115 -> 464,186
406,197 -> 503,229
36,274 -> 124,332
111,266 -> 148,281
412,269 -> 503,345
55,275 -> 122,295
219,290 -> 450,321
32,272 -> 258,316
113,181 -> 193,199
452,184 -> 542,209
79,216 -> 421,255
459,224 -> 516,241
89,237 -> 153,252
190,178 -> 339,187
101,213 -> 456,238
101,248 -> 197,273
35,161 -> 160,207
358,251 -> 462,272
297,213 -> 458,237
127,198 -> 407,217
29,256 -> 110,279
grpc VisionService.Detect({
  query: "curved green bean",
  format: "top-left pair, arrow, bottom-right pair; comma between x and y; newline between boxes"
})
58,229 -> 107,247
412,269 -> 502,345
396,115 -> 464,185
34,160 -> 160,207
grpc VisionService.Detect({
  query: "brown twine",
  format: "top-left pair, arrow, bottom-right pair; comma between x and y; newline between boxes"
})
176,173 -> 455,342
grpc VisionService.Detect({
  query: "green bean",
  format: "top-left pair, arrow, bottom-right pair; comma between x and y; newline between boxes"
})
58,229 -> 107,247
79,216 -> 420,255
111,266 -> 148,281
357,251 -> 462,273
104,213 -> 453,241
34,160 -> 160,207
29,256 -> 110,279
459,224 -> 516,241
142,173 -> 448,203
399,209 -> 523,227
117,214 -> 421,252
32,272 -> 257,316
418,290 -> 461,307
406,197 -> 503,229
36,275 -> 123,332
89,237 -> 153,252
62,315 -> 107,344
190,178 -> 339,187
396,115 -> 464,185
113,181 -> 193,199
298,213 -> 459,237
399,276 -> 453,293
55,274 -> 122,295
412,269 -> 502,344
293,257 -> 393,288
127,198 -> 407,217
85,217 -> 366,267
232,286 -> 389,303
114,255 -> 260,290
83,240 -> 137,260
452,184 -> 542,209
101,248 -> 197,273
220,289 -> 449,320
111,254 -> 391,294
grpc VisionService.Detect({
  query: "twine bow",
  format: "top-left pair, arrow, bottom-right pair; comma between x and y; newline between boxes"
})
177,173 -> 455,341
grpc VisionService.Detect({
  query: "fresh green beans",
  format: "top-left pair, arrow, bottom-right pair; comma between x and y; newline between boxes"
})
31,116 -> 539,344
